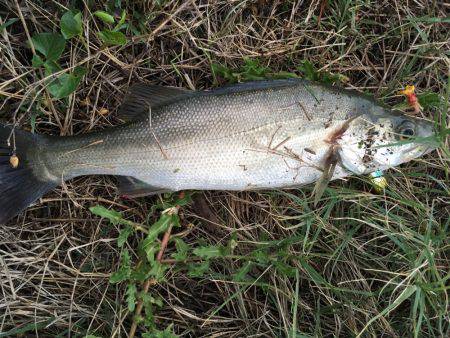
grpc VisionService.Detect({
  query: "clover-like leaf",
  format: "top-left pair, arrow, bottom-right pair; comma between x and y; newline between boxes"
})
47,66 -> 86,98
60,10 -> 83,39
31,32 -> 66,61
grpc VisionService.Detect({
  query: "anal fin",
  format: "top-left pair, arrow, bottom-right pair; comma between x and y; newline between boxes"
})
116,176 -> 172,198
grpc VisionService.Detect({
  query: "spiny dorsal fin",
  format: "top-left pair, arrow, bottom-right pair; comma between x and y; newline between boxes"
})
117,83 -> 192,121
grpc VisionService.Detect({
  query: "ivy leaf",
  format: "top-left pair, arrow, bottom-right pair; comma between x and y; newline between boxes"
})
94,10 -> 115,24
98,29 -> 127,46
60,10 -> 83,39
47,66 -> 86,98
31,32 -> 66,61
126,283 -> 137,312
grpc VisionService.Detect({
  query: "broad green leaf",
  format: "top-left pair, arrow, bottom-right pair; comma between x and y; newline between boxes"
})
187,261 -> 210,278
148,261 -> 168,281
130,263 -> 151,281
110,249 -> 131,283
94,10 -> 115,24
31,32 -> 66,61
0,18 -> 19,32
193,245 -> 227,259
60,10 -> 83,39
141,241 -> 159,263
271,71 -> 299,79
117,225 -> 133,247
171,237 -> 189,261
126,283 -> 137,312
142,324 -> 178,338
89,205 -> 124,225
98,29 -> 127,46
43,60 -> 61,77
31,54 -> 44,68
142,294 -> 163,307
47,66 -> 86,98
147,213 -> 174,243
173,192 -> 192,207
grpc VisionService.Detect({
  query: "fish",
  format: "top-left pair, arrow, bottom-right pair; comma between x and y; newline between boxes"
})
0,79 -> 435,223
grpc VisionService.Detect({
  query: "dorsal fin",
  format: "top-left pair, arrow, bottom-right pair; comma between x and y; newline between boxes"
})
117,84 -> 192,121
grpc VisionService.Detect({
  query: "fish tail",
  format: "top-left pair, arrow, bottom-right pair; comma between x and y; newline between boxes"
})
0,124 -> 57,224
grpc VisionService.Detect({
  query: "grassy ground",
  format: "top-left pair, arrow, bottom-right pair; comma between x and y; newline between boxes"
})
0,0 -> 449,337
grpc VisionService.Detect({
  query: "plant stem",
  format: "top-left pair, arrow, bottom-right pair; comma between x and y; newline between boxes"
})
128,222 -> 174,337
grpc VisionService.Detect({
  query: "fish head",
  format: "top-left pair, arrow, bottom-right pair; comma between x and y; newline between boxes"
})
337,107 -> 435,175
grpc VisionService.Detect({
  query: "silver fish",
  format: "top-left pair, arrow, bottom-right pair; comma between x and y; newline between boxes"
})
0,79 -> 435,223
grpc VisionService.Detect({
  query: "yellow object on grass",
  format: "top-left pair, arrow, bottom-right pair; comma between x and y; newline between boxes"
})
369,170 -> 387,193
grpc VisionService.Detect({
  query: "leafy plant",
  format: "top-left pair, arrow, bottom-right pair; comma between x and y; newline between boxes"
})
89,193 -> 193,333
29,10 -> 86,100
32,33 -> 66,62
94,9 -> 128,46
297,60 -> 349,84
211,58 -> 348,85
212,58 -> 296,83
60,10 -> 83,39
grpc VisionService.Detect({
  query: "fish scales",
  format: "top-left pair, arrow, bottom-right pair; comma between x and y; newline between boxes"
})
0,79 -> 434,223
43,81 -> 358,190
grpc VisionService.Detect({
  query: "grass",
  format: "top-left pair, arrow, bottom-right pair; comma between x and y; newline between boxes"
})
0,0 -> 449,337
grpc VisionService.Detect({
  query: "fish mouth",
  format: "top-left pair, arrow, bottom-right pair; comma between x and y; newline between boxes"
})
402,144 -> 434,163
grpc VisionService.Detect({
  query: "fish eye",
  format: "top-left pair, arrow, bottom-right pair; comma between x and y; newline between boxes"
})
396,121 -> 416,140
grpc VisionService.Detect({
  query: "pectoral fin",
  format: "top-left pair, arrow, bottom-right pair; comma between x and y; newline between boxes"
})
313,146 -> 339,206
116,176 -> 171,197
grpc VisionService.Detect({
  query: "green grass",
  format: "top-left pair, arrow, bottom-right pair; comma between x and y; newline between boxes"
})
0,0 -> 448,337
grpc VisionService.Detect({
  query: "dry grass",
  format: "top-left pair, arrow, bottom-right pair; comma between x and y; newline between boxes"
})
0,0 -> 449,337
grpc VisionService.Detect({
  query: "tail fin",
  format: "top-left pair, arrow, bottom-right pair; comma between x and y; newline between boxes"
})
0,124 -> 56,224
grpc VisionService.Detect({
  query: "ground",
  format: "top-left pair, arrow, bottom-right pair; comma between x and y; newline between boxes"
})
0,0 -> 449,337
